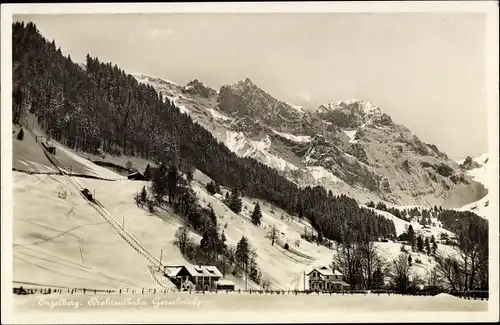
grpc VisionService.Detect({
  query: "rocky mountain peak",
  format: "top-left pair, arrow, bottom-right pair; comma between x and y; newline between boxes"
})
217,78 -> 307,132
317,99 -> 385,128
183,79 -> 217,98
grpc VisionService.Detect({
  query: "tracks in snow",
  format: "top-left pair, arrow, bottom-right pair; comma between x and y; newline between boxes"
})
34,138 -> 172,288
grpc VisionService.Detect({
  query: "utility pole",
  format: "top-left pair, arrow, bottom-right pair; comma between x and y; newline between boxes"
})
304,271 -> 306,291
123,216 -> 125,229
160,249 -> 163,265
245,260 -> 248,291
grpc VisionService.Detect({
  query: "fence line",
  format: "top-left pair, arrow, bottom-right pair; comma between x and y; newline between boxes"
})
12,286 -> 489,301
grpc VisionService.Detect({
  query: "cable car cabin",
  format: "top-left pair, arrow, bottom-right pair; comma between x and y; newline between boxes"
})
47,146 -> 56,155
81,189 -> 93,201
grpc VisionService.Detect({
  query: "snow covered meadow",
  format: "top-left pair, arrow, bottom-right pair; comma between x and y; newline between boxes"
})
13,291 -> 488,313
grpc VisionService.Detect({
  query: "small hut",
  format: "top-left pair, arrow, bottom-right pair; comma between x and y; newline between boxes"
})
127,171 -> 146,181
216,279 -> 235,291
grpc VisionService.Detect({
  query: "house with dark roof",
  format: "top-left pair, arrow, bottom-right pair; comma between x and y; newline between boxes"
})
127,171 -> 146,181
307,266 -> 350,292
164,264 -> 223,291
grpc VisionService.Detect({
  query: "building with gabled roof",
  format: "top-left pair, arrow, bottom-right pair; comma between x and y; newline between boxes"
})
163,264 -> 223,291
307,266 -> 350,291
127,171 -> 146,181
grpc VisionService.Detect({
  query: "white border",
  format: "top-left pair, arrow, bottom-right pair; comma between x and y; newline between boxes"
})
1,2 -> 499,324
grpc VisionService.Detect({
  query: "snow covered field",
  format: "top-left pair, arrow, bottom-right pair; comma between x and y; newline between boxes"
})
13,172 -> 179,290
13,292 -> 488,313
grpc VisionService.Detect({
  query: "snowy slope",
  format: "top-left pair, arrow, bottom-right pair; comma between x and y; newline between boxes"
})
206,108 -> 233,121
342,129 -> 359,144
191,171 -> 334,290
218,131 -> 300,172
272,130 -> 311,143
457,153 -> 491,219
13,172 -> 180,290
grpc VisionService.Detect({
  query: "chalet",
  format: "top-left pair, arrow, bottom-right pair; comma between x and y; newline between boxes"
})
164,265 -> 223,291
127,171 -> 146,181
307,266 -> 350,292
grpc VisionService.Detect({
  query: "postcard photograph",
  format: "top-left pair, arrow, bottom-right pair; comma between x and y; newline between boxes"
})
1,2 -> 499,324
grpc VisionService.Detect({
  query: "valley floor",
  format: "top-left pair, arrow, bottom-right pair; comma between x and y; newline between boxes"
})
13,291 -> 488,313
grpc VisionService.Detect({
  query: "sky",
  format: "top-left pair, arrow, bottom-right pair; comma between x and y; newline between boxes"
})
15,13 -> 488,160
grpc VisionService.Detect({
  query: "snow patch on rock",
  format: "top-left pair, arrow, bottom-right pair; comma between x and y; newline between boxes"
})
273,130 -> 311,143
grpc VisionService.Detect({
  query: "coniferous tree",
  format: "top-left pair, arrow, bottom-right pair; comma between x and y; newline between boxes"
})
17,128 -> 24,141
317,230 -> 323,245
417,235 -> 424,252
228,189 -> 242,214
219,231 -> 227,253
167,164 -> 179,204
206,181 -> 215,195
248,250 -> 261,283
235,236 -> 250,272
140,185 -> 147,204
214,182 -> 221,194
407,225 -> 416,250
424,237 -> 431,255
431,236 -> 438,255
151,163 -> 168,200
251,203 -> 262,226
200,224 -> 218,262
144,164 -> 152,181
186,168 -> 193,184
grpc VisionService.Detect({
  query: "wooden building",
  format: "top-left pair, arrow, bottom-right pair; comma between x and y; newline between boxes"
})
164,265 -> 223,291
307,266 -> 350,292
127,171 -> 146,181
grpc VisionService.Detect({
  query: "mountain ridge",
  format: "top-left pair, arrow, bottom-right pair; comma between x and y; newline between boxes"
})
133,74 -> 478,208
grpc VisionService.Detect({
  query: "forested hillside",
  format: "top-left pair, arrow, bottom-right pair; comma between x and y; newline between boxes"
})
13,21 -> 396,244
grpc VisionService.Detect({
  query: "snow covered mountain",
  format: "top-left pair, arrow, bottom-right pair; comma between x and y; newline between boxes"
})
133,74 -> 483,209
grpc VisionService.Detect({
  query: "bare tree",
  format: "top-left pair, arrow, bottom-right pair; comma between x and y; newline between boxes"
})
261,279 -> 271,290
125,160 -> 133,171
433,253 -> 461,291
267,224 -> 279,246
458,222 -> 488,290
174,226 -> 191,255
359,240 -> 386,290
389,253 -> 412,293
426,267 -> 441,288
332,242 -> 362,289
